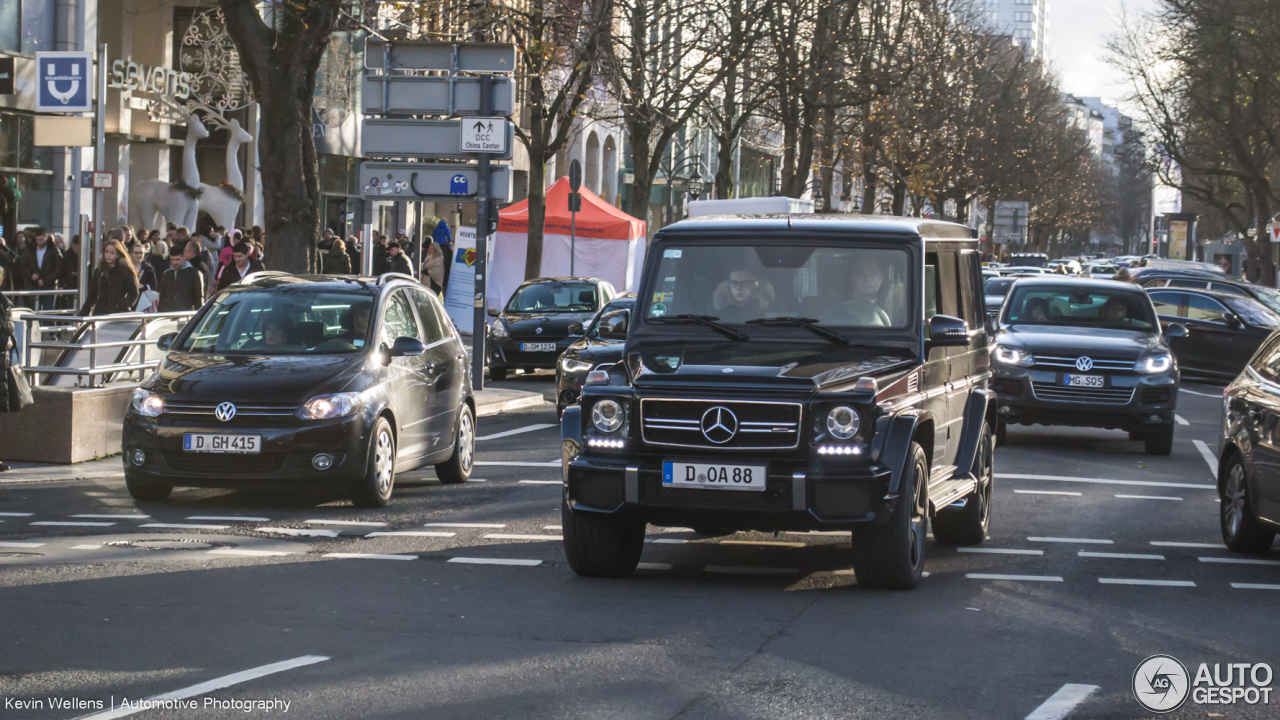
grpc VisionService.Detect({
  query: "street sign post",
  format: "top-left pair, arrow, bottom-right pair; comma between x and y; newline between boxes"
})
35,51 -> 93,112
360,76 -> 514,116
362,119 -> 514,161
359,163 -> 514,203
568,160 -> 582,276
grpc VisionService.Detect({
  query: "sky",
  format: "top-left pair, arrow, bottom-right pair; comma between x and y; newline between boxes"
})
1047,0 -> 1162,107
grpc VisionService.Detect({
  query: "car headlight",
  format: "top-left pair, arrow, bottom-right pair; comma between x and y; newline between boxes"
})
826,406 -> 860,440
561,358 -> 594,374
131,388 -> 165,417
1136,353 -> 1173,374
490,320 -> 508,338
297,392 -> 361,420
591,399 -> 625,434
994,344 -> 1035,367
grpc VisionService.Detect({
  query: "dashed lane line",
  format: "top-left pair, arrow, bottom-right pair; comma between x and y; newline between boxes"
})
140,523 -> 230,530
637,562 -> 673,571
0,512 -> 33,517
1098,578 -> 1196,587
324,553 -> 418,561
1115,494 -> 1183,501
1151,541 -> 1225,549
1079,551 -> 1165,560
365,531 -> 456,538
1175,414 -> 1190,426
997,473 -> 1214,490
966,574 -> 1064,582
483,533 -> 561,541
719,540 -> 807,548
30,521 -> 114,527
957,548 -> 1044,555
1025,684 -> 1100,720
517,480 -> 560,485
646,538 -> 687,544
475,461 -> 560,467
1192,440 -> 1219,476
1014,490 -> 1082,496
1199,556 -> 1280,567
70,544 -> 101,550
71,514 -> 149,519
1028,537 -> 1114,545
543,525 -> 562,531
207,548 -> 297,558
447,557 -> 542,566
476,423 -> 557,441
304,519 -> 388,527
188,516 -> 271,522
0,541 -> 44,548
1232,583 -> 1280,590
424,522 -> 505,529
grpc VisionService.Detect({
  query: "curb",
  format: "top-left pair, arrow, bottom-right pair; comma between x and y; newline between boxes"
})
476,394 -> 548,418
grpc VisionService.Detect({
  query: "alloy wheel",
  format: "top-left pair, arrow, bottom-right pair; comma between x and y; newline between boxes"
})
910,459 -> 928,568
1224,463 -> 1247,538
374,429 -> 395,494
458,410 -> 475,472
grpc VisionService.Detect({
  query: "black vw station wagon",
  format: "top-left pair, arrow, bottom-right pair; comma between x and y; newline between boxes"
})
122,273 -> 476,507
560,215 -> 997,589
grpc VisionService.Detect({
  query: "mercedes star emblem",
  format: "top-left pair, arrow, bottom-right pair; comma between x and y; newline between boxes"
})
1075,356 -> 1094,372
214,402 -> 237,422
700,406 -> 738,444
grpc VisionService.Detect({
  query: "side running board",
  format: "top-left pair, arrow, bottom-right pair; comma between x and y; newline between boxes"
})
928,465 -> 976,512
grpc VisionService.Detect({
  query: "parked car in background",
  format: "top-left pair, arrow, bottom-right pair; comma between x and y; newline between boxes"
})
1216,336 -> 1280,553
998,266 -> 1051,277
991,278 -> 1182,454
1048,259 -> 1083,275
1009,252 -> 1049,268
486,277 -> 619,380
1137,258 -> 1227,275
982,268 -> 1000,283
984,277 -> 1016,319
1085,262 -> 1119,279
1147,287 -> 1280,380
555,294 -> 636,416
1139,274 -> 1280,315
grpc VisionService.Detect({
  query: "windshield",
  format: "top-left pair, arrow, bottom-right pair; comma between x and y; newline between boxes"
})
985,278 -> 1015,297
1247,287 -> 1280,316
645,244 -> 912,328
1228,297 -> 1280,327
177,289 -> 375,355
1004,285 -> 1158,330
1011,255 -> 1048,268
507,282 -> 597,313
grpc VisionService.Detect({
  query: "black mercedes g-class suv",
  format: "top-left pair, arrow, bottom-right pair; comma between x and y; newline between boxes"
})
560,216 -> 997,589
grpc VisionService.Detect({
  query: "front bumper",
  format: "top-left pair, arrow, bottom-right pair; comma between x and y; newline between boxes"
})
992,365 -> 1178,431
121,411 -> 370,488
489,335 -> 574,371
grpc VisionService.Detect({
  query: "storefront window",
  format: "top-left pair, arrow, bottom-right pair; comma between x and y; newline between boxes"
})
21,0 -> 54,54
0,1 -> 19,53
17,172 -> 52,229
0,113 -> 19,168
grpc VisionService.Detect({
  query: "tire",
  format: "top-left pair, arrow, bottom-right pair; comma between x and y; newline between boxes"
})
1144,423 -> 1174,455
561,495 -> 645,577
851,442 -> 928,590
995,418 -> 1007,446
489,368 -> 507,381
125,475 -> 173,502
351,417 -> 396,508
435,404 -> 475,484
1220,455 -> 1275,554
933,423 -> 993,545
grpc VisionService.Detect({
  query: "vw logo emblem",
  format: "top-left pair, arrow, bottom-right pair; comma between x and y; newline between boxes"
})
214,402 -> 237,422
535,327 -> 543,334
1075,356 -> 1094,372
700,406 -> 738,444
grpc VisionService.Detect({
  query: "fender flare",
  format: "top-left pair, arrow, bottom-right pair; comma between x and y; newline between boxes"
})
881,410 -> 934,496
561,405 -> 583,484
954,388 -> 996,476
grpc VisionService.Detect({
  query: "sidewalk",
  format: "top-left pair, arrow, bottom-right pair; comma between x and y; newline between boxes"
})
474,386 -> 547,417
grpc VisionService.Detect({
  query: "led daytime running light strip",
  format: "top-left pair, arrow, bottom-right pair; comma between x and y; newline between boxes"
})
817,445 -> 862,456
588,438 -> 626,448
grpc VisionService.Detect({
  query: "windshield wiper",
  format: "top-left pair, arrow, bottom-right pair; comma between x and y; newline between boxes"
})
746,316 -> 848,344
648,314 -> 749,341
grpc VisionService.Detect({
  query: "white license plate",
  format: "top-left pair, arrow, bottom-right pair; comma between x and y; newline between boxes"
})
183,433 -> 262,454
1064,375 -> 1105,387
663,461 -> 766,491
520,342 -> 557,352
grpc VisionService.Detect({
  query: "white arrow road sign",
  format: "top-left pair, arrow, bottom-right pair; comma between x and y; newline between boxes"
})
460,118 -> 508,154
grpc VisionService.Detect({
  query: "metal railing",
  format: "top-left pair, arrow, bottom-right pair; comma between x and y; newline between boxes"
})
20,310 -> 198,388
5,289 -> 80,316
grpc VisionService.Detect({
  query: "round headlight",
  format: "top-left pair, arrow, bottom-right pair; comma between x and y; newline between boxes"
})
826,406 -> 860,440
591,399 -> 625,434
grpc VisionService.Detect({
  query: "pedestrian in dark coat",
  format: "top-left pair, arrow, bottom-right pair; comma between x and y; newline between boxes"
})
387,242 -> 414,277
79,239 -> 140,316
345,236 -> 361,273
18,228 -> 62,310
215,242 -> 265,292
321,239 -> 353,275
0,265 -> 17,428
159,245 -> 205,312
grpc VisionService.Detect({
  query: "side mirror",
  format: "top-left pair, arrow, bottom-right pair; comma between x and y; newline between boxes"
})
568,322 -> 584,336
157,332 -> 177,350
598,310 -> 630,341
927,314 -> 970,347
1165,323 -> 1189,339
1223,312 -> 1243,329
487,307 -> 500,317
389,336 -> 426,358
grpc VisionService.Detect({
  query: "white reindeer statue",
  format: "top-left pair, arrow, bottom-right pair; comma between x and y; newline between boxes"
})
189,99 -> 254,231
130,105 -> 208,230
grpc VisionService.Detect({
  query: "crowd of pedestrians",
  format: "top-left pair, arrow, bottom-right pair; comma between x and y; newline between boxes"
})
315,219 -> 453,297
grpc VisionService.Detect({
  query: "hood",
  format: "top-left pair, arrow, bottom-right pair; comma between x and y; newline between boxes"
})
627,340 -> 916,391
503,312 -> 596,339
997,324 -> 1165,357
150,352 -> 365,402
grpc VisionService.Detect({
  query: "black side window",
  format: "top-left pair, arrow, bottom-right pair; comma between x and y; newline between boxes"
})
958,251 -> 983,330
924,252 -> 940,321
1148,291 -> 1185,318
410,289 -> 447,343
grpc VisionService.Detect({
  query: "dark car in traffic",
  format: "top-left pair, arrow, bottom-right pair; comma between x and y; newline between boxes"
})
991,278 -> 1183,454
122,274 -> 476,507
1147,287 -> 1280,380
486,277 -> 619,380
1217,335 -> 1280,553
984,277 -> 1016,320
1140,273 -> 1280,315
555,294 -> 636,415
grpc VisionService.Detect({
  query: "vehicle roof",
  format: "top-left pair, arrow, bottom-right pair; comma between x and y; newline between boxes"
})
238,274 -> 405,292
1146,285 -> 1259,303
517,277 -> 606,285
656,214 -> 974,240
1010,276 -> 1148,292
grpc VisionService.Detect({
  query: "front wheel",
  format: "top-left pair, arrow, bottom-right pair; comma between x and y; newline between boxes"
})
351,417 -> 396,508
933,424 -> 993,545
435,404 -> 475,484
851,442 -> 928,589
1144,423 -> 1174,455
561,496 -> 645,577
1221,456 -> 1275,554
125,474 -> 173,502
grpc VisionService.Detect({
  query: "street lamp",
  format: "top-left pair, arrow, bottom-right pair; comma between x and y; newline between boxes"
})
686,167 -> 705,202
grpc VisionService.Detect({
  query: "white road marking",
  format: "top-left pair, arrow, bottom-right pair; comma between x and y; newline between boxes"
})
720,540 -> 807,548
70,544 -> 101,550
0,512 -> 33,516
425,522 -> 505,528
965,573 -> 1063,582
997,473 -> 1213,490
366,531 -> 456,538
30,521 -> 114,527
637,562 -> 673,571
785,530 -> 851,536
1175,414 -> 1190,426
517,480 -> 560,485
1232,583 -> 1280,590
1192,439 -> 1218,476
475,460 -> 560,467
207,548 -> 296,557
543,525 -> 562,531
447,557 -> 542,566
957,547 -> 1044,555
187,516 -> 271,522
646,538 -> 687,544
73,655 -> 329,720
1079,551 -> 1165,560
324,552 -> 418,561
1151,541 -> 1224,548
71,514 -> 149,519
658,527 -> 696,533
1199,556 -> 1280,566
1098,578 -> 1196,587
258,527 -> 340,538
1014,490 -> 1082,496
1025,683 -> 1100,720
466,478 -> 487,482
1115,494 -> 1183,501
0,541 -> 44,548
304,519 -> 388,527
1179,387 -> 1221,398
705,566 -> 800,574
1028,537 -> 1113,545
483,533 -> 561,541
476,423 -> 557,441
139,523 -> 230,530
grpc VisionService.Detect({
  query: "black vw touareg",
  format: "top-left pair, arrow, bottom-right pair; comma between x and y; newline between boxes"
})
560,215 -> 997,589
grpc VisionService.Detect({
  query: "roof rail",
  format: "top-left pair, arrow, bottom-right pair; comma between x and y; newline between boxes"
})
241,271 -> 292,284
376,272 -> 417,285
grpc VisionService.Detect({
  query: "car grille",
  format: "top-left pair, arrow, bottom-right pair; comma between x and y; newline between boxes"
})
162,452 -> 288,475
640,398 -> 802,450
1030,382 -> 1135,404
1141,387 -> 1173,404
164,401 -> 299,424
1033,355 -> 1136,371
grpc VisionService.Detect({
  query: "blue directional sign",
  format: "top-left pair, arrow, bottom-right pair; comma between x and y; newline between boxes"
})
449,174 -> 469,195
35,52 -> 93,112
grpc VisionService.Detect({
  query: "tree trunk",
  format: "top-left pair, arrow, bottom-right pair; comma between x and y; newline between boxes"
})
818,104 -> 835,212
1256,190 -> 1275,287
715,132 -> 735,200
628,122 -> 653,234
525,151 -> 547,280
256,71 -> 321,274
891,176 -> 906,216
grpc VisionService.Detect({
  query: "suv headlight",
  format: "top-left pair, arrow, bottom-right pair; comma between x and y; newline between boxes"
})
826,406 -> 860,440
490,319 -> 508,338
131,388 -> 165,417
994,344 -> 1035,367
297,392 -> 361,420
561,358 -> 594,374
591,399 -> 625,434
1136,353 -> 1173,374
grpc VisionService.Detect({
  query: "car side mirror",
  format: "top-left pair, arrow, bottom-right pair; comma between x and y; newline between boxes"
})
927,314 -> 970,347
568,322 -> 584,336
487,307 -> 500,317
157,332 -> 176,350
598,310 -> 630,341
1223,312 -> 1243,329
389,336 -> 425,358
1165,323 -> 1189,339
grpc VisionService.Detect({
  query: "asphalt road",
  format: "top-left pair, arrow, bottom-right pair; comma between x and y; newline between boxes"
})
1,376 -> 1276,720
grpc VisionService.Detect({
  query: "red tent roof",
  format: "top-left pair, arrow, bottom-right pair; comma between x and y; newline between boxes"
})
498,177 -> 645,241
